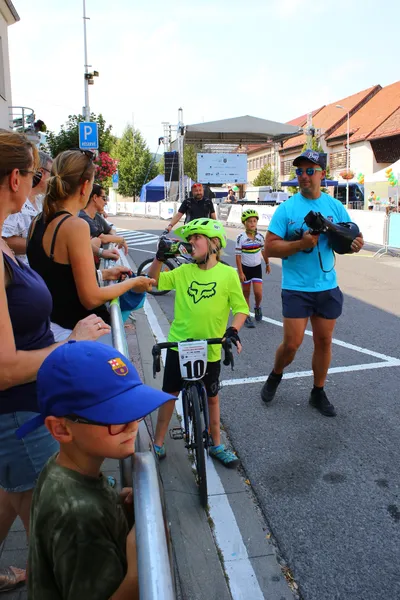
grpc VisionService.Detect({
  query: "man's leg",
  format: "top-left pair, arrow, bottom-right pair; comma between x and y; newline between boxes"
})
310,315 -> 336,386
261,317 -> 308,403
274,317 -> 308,373
309,315 -> 337,416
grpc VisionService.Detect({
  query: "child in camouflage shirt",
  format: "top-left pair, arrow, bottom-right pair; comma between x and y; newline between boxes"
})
16,341 -> 172,600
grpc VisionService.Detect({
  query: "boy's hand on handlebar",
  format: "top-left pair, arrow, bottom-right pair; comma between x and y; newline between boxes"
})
223,326 -> 242,353
130,276 -> 156,293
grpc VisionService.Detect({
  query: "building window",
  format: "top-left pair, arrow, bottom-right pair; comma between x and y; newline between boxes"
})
329,151 -> 347,171
281,159 -> 292,176
0,38 -> 5,101
256,158 -> 260,169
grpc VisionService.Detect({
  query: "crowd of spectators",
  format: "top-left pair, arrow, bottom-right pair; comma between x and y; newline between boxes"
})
0,133 -> 156,598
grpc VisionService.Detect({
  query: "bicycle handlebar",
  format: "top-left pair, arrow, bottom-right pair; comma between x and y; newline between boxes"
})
152,338 -> 234,378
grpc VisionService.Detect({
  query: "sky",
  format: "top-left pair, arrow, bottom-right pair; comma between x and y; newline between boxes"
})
8,0 -> 400,154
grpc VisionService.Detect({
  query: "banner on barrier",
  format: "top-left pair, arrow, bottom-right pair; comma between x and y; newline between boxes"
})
218,205 -> 231,222
388,213 -> 400,249
160,202 -> 176,220
146,203 -> 160,218
227,204 -> 243,225
348,210 -> 385,246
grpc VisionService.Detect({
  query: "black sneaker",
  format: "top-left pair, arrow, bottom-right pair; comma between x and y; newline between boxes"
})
261,374 -> 282,403
309,389 -> 336,417
245,316 -> 255,328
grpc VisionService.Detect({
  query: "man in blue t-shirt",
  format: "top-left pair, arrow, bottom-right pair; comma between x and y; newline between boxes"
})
261,150 -> 364,416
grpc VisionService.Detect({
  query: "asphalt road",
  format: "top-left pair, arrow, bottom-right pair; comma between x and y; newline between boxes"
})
113,215 -> 400,600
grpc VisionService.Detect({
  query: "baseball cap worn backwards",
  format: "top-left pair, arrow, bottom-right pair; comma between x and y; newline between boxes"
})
293,150 -> 327,170
16,341 -> 174,439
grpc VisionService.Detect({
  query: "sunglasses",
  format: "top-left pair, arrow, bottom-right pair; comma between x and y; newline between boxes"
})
295,167 -> 323,176
70,148 -> 96,181
64,414 -> 143,436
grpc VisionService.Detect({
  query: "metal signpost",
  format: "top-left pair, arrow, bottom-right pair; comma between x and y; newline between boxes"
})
79,122 -> 99,150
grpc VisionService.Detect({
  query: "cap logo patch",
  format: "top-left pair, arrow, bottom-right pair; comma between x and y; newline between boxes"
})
108,357 -> 129,376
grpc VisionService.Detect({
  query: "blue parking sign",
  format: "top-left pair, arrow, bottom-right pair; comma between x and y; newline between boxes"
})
112,171 -> 119,189
79,122 -> 99,150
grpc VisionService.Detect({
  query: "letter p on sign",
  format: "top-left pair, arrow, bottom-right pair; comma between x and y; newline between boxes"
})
79,122 -> 99,150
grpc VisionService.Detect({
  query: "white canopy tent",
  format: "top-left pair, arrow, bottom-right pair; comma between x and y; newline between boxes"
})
184,115 -> 300,145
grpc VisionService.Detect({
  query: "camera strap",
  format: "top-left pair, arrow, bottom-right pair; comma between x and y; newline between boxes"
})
316,239 -> 336,273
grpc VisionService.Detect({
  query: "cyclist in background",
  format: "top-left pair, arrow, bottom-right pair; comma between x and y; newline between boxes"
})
147,219 -> 248,467
165,183 -> 216,232
236,209 -> 271,328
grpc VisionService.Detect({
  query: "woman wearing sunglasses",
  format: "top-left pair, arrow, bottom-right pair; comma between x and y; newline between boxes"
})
0,133 -> 112,593
27,149 -> 155,341
261,150 -> 363,417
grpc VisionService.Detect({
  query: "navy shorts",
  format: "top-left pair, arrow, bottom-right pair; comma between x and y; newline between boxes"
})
162,349 -> 221,397
282,287 -> 343,320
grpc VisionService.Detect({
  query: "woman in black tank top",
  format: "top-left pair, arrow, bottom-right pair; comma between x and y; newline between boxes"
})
27,150 -> 153,337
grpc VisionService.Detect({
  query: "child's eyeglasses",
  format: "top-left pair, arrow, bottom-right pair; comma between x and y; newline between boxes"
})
295,167 -> 323,176
64,414 -> 143,436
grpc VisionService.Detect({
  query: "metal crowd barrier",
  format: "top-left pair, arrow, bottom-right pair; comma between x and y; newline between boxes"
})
102,247 -> 175,600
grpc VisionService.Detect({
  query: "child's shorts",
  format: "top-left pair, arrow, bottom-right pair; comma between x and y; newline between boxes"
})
0,411 -> 59,493
162,349 -> 221,397
242,264 -> 262,284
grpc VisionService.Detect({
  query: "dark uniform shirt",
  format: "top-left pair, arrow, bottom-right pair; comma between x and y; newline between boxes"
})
178,197 -> 215,224
28,455 -> 129,600
79,211 -> 112,238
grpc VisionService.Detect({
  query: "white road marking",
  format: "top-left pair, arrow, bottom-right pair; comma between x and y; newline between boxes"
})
249,312 -> 400,363
221,360 -> 400,387
143,298 -> 265,600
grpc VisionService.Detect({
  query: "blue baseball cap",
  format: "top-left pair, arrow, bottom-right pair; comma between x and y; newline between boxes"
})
16,341 -> 173,439
293,150 -> 327,170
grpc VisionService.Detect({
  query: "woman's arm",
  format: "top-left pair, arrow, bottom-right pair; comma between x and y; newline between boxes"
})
66,219 -> 152,310
0,259 -> 109,390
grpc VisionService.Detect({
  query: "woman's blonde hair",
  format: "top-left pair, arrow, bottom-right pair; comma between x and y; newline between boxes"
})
0,131 -> 39,182
43,150 -> 96,221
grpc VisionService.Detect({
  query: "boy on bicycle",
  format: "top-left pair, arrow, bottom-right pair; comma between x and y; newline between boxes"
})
148,219 -> 248,467
236,209 -> 271,328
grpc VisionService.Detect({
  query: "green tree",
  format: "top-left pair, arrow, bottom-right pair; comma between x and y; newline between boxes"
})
46,113 -> 115,158
302,137 -> 324,153
183,144 -> 201,181
114,125 -> 158,198
253,164 -> 274,187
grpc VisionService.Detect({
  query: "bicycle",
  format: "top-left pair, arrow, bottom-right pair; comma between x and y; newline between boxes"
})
152,337 -> 234,508
137,230 -> 229,297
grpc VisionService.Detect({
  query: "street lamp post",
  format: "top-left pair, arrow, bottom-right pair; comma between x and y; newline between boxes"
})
336,105 -> 350,208
83,0 -> 90,121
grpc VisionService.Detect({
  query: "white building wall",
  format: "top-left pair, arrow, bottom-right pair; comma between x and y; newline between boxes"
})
350,141 -> 390,178
0,13 -> 12,129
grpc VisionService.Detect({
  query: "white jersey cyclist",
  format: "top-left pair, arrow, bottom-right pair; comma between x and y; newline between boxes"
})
235,231 -> 265,267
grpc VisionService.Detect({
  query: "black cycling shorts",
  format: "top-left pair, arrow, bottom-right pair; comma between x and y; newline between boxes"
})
242,264 -> 262,284
162,349 -> 221,397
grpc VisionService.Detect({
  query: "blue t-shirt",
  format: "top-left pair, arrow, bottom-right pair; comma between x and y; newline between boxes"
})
268,192 -> 350,292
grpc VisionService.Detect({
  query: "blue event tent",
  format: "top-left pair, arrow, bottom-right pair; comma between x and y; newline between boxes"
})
140,174 -> 165,202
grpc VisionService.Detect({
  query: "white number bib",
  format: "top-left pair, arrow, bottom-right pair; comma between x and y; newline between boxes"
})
177,341 -> 207,381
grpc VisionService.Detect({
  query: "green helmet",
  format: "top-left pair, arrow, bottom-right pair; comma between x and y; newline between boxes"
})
241,209 -> 259,224
175,218 -> 227,248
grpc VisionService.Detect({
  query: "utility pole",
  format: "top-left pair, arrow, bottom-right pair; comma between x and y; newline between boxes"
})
82,0 -> 99,121
83,0 -> 90,120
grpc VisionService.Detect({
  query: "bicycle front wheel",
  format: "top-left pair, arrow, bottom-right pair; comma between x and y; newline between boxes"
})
137,257 -> 175,296
187,385 -> 208,508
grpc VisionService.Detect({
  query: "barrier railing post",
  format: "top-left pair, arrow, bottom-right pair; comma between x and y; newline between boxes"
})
133,453 -> 175,600
373,213 -> 390,258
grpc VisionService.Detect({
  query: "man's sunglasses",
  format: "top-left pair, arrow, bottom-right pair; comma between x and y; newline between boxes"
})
295,167 -> 323,176
64,414 -> 143,436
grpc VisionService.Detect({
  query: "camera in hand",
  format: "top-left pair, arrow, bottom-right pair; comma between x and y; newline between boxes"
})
304,211 -> 360,254
156,236 -> 193,261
